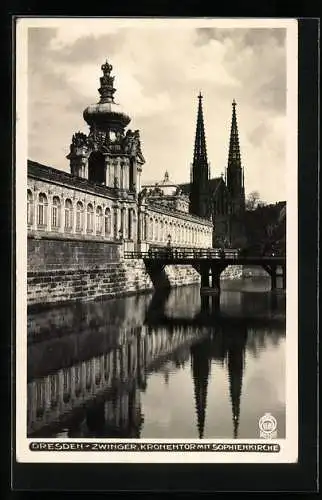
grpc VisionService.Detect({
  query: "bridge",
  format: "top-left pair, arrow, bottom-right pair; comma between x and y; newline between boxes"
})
124,247 -> 286,294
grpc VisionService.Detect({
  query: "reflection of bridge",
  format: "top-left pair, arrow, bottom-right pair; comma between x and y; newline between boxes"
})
145,288 -> 286,330
124,248 -> 286,294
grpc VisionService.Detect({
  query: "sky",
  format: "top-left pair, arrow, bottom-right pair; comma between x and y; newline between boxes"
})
26,20 -> 291,203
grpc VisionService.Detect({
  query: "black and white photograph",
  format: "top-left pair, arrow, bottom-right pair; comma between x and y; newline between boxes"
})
15,17 -> 298,463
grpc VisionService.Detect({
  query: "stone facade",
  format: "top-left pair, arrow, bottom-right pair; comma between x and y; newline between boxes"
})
28,161 -> 137,244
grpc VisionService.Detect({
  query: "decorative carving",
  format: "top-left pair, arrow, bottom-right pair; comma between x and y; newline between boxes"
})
88,127 -> 106,150
138,188 -> 147,204
69,132 -> 88,156
123,129 -> 144,160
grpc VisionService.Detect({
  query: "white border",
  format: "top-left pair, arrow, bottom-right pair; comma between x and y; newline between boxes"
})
15,17 -> 298,463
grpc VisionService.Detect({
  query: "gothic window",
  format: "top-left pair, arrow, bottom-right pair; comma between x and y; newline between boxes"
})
27,190 -> 33,226
96,206 -> 103,234
51,196 -> 61,230
104,208 -> 111,237
86,203 -> 94,232
64,199 -> 73,231
76,201 -> 84,232
37,193 -> 48,227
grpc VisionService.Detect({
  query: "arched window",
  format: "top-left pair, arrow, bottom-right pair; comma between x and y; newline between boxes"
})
51,196 -> 61,229
133,210 -> 138,240
37,193 -> 48,227
64,199 -> 73,231
120,208 -> 126,238
128,208 -> 133,240
149,217 -> 153,241
155,219 -> 160,241
96,206 -> 103,234
27,190 -> 33,226
86,203 -> 94,232
159,220 -> 164,242
76,201 -> 84,232
104,208 -> 111,237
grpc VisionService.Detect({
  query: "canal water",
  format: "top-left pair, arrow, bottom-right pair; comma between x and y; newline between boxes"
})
27,276 -> 286,440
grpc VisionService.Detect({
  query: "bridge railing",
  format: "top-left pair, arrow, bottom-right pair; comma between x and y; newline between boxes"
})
124,248 -> 240,260
124,248 -> 285,260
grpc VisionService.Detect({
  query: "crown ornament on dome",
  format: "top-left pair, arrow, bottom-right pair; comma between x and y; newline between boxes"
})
98,59 -> 116,103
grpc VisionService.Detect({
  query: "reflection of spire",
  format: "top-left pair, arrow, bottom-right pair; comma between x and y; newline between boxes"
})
226,328 -> 247,439
191,341 -> 211,439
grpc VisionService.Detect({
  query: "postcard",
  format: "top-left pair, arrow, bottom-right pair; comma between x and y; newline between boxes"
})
15,16 -> 298,464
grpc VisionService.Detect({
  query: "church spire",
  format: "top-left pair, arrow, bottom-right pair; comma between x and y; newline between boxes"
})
193,93 -> 208,165
226,99 -> 246,218
228,99 -> 242,168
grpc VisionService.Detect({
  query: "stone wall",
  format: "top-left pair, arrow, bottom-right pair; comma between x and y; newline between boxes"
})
27,237 -> 202,308
221,265 -> 243,279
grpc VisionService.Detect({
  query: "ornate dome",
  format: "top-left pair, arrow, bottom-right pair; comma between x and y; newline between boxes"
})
83,61 -> 131,131
157,171 -> 181,196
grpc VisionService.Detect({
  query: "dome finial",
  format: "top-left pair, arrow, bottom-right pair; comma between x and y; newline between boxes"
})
101,60 -> 113,76
164,171 -> 169,182
98,59 -> 116,104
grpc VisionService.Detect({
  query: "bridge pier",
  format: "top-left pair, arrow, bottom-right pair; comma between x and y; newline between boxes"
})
211,267 -> 221,294
201,267 -> 210,288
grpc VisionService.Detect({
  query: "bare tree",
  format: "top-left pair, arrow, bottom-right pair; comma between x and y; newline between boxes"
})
246,190 -> 261,211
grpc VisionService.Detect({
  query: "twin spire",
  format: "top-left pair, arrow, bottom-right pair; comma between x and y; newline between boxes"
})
193,94 -> 242,169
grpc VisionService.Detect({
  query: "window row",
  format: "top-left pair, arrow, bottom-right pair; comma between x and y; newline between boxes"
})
146,215 -> 211,246
27,191 -> 136,239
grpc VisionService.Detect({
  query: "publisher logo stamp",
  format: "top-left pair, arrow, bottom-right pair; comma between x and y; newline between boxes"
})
259,413 -> 277,439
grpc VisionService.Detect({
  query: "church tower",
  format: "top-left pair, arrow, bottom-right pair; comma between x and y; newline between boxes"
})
225,100 -> 245,215
190,93 -> 211,219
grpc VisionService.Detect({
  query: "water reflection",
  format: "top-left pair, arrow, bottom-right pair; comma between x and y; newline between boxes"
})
27,279 -> 286,439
